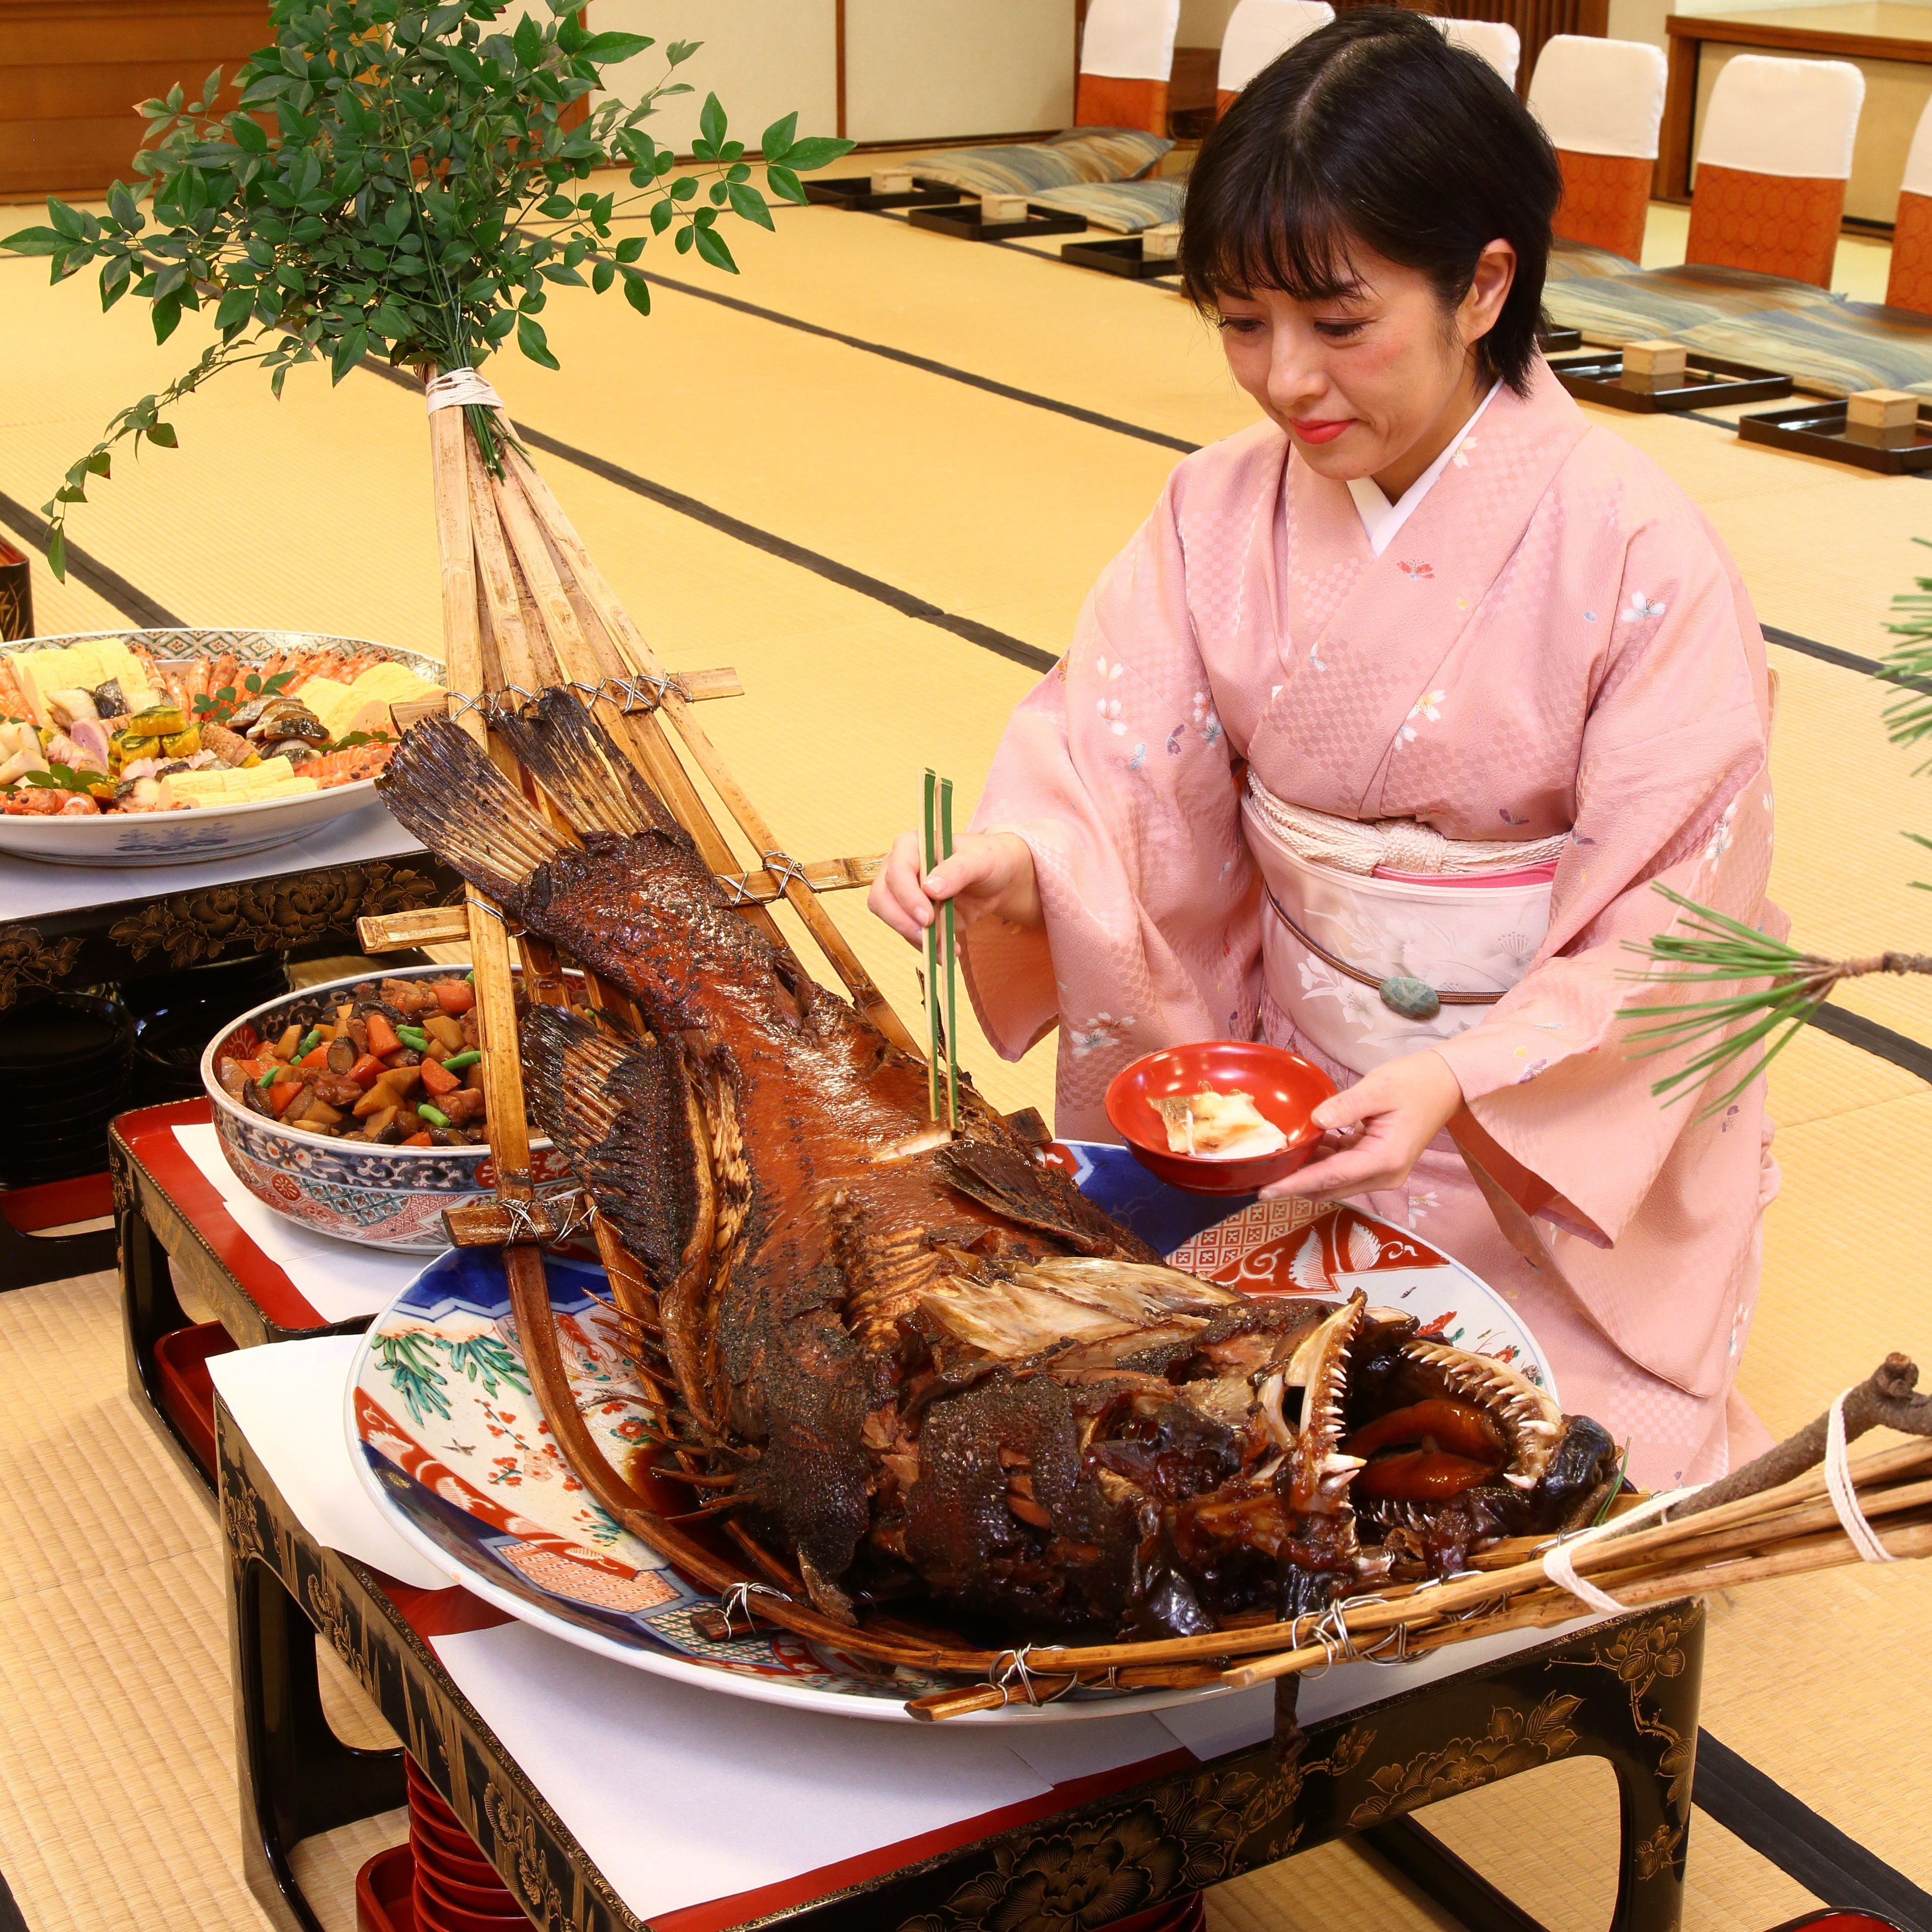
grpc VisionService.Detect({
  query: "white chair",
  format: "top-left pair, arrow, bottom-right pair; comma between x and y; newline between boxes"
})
1216,0 -> 1335,115
1077,0 -> 1184,135
1686,53 -> 1864,287
1885,94 -> 1932,311
1528,34 -> 1669,262
1433,17 -> 1520,90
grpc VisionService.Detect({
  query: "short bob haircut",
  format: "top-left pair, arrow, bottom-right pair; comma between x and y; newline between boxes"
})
1179,7 -> 1562,394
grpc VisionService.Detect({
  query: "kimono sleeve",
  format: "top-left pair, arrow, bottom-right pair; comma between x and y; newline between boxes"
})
959,484 -> 1264,1137
1430,515 -> 1774,1247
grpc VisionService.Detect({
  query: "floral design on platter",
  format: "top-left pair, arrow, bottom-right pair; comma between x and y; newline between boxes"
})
1347,1691 -> 1583,1828
111,861 -> 457,966
0,925 -> 84,1011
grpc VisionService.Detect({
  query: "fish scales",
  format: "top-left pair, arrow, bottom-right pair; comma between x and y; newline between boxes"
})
379,695 -> 1622,1641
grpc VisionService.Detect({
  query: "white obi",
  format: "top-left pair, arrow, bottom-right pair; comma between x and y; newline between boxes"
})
1241,785 -> 1563,1076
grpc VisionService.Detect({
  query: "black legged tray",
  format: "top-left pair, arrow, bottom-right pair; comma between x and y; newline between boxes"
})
803,176 -> 965,212
1549,349 -> 1794,411
909,203 -> 1088,242
1739,396 -> 1932,473
1062,235 -> 1182,280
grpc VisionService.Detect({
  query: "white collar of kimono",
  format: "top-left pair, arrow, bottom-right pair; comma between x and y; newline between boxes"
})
1345,379 -> 1502,558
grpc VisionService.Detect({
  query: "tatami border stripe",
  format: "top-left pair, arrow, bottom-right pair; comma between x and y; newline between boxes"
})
1696,1728 -> 1932,1929
0,490 -> 185,629
635,266 -> 1201,455
350,356 -> 1057,672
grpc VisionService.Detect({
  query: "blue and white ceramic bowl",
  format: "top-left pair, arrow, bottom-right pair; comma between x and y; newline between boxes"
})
201,963 -> 577,1253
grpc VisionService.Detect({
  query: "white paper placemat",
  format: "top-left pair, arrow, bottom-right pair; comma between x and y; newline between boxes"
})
209,1334 -> 450,1591
174,1121 -> 423,1324
0,798 -> 424,919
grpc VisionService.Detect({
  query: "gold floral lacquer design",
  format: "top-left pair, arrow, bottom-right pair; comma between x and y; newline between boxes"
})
1348,1691 -> 1583,1829
0,926 -> 84,1010
897,1731 -> 1374,1931
109,862 -> 456,966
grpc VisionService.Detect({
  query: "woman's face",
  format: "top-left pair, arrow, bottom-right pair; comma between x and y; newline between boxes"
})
1214,239 -> 1516,496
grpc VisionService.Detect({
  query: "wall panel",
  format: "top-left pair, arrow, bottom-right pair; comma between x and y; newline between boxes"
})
844,0 -> 1077,144
586,0 -> 838,156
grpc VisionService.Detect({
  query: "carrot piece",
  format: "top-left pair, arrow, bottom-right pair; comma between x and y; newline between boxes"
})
433,979 -> 476,1016
347,1052 -> 386,1088
299,1043 -> 332,1068
399,1132 -> 433,1147
419,1057 -> 460,1097
364,1011 -> 402,1058
270,1080 -> 310,1117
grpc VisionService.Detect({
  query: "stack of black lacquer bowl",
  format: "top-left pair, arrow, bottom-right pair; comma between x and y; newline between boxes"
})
0,992 -> 135,1188
126,953 -> 291,1107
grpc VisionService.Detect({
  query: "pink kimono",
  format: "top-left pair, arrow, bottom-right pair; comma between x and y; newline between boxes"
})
961,363 -> 1778,1488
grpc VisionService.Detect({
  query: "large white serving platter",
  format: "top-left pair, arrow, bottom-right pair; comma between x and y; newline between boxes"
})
348,1143 -> 1556,1725
0,628 -> 442,866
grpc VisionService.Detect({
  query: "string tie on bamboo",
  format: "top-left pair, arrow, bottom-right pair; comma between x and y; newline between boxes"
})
1537,1487 -> 1699,1613
425,366 -> 504,414
717,1581 -> 788,1637
1826,1387 -> 1899,1562
987,1646 -> 1073,1708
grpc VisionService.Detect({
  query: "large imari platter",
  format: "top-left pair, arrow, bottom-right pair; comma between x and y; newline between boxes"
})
0,628 -> 444,867
349,1142 -> 1555,1725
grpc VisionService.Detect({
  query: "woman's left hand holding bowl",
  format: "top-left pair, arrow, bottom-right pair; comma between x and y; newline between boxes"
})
1261,1047 -> 1464,1201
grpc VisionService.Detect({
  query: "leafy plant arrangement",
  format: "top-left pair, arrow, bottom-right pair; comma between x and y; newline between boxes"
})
1625,575 -> 1932,1106
2,0 -> 849,578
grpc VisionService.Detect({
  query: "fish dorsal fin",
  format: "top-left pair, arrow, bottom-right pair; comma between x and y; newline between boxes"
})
495,688 -> 687,841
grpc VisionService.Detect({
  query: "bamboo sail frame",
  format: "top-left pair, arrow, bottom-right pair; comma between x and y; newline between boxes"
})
422,400 -> 1932,1720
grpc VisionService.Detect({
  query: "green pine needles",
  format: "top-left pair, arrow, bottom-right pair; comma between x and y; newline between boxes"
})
2,0 -> 850,578
1625,562 -> 1932,1111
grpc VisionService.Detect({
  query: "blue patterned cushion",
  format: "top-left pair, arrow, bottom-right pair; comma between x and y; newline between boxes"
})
1032,178 -> 1186,233
914,128 -> 1173,197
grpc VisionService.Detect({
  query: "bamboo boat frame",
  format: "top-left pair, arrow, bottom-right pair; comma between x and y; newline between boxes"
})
376,398 -> 1932,1721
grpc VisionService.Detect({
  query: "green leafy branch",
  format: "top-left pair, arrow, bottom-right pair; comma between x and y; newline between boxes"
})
2,0 -> 850,577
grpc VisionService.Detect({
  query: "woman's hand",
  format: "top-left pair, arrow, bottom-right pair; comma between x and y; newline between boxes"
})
867,830 -> 1043,946
1261,1049 -> 1464,1201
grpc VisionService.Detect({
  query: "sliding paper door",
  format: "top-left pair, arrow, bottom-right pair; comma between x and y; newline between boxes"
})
843,0 -> 1077,143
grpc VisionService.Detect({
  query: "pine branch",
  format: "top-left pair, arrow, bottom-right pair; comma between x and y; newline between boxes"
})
1621,886 -> 1932,1111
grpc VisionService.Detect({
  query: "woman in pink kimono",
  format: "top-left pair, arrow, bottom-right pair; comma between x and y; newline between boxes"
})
870,9 -> 1777,1489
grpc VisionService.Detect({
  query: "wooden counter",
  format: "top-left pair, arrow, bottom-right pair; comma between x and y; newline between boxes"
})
1,0 -> 270,202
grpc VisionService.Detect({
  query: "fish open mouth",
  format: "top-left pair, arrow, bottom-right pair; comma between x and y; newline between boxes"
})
379,694 -> 1623,1649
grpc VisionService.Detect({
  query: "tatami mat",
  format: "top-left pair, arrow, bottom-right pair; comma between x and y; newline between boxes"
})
3,145 -> 1930,1932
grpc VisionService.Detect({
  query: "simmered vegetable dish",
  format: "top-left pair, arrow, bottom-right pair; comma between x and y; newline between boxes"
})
217,976 -> 491,1146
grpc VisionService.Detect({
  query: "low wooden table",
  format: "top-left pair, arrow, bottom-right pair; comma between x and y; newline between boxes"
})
219,1395 -> 1706,1932
111,1097 -> 375,1489
112,1094 -> 1705,1932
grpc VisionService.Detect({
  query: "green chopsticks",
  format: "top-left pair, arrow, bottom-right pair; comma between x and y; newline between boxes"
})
922,769 -> 960,1131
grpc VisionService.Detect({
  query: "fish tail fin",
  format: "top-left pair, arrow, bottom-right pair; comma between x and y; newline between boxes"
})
494,689 -> 684,841
519,1002 -> 695,1296
376,715 -> 567,909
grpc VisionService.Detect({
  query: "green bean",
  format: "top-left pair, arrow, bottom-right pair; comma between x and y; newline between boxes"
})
256,1065 -> 279,1088
417,1103 -> 451,1129
396,1024 -> 431,1050
442,1049 -> 481,1072
297,1027 -> 322,1058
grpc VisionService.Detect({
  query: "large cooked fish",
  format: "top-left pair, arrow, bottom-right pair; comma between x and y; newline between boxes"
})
378,695 -> 1617,1640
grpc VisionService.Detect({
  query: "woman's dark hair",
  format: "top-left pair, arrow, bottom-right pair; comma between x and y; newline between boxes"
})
1179,8 -> 1561,393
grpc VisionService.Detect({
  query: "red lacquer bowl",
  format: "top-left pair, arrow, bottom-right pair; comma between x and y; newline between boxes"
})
1105,1041 -> 1336,1196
